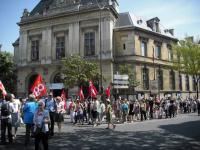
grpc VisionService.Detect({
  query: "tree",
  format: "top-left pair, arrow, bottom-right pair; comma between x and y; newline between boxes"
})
172,38 -> 200,98
119,64 -> 140,91
0,51 -> 16,94
61,55 -> 100,88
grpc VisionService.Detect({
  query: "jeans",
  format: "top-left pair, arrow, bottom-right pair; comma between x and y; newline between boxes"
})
25,123 -> 34,145
1,118 -> 13,143
35,132 -> 48,150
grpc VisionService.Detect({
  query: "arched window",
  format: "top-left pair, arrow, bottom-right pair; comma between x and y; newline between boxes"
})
169,70 -> 175,90
142,66 -> 149,90
185,75 -> 190,91
157,68 -> 163,90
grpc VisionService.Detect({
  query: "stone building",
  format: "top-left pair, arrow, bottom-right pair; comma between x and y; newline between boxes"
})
13,0 -> 196,98
114,13 -> 196,99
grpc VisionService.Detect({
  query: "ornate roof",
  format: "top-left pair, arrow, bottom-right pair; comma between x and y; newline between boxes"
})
29,0 -> 118,16
115,12 -> 177,40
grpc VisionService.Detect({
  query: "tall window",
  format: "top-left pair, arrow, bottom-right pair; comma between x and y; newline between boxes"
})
193,76 -> 196,91
56,36 -> 65,59
141,41 -> 147,57
157,68 -> 163,90
185,75 -> 190,91
168,45 -> 173,61
179,74 -> 182,91
84,32 -> 95,56
142,67 -> 149,90
155,45 -> 161,59
169,70 -> 175,90
31,40 -> 39,61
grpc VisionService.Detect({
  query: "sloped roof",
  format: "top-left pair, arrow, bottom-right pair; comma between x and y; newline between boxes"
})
30,0 -> 53,16
115,12 -> 176,39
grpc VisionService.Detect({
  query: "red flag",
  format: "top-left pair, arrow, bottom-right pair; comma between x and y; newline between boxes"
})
89,80 -> 98,98
30,74 -> 47,98
0,80 -> 7,96
105,85 -> 111,98
79,86 -> 85,100
61,89 -> 67,109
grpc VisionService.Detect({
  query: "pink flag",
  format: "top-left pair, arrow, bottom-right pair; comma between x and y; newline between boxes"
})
0,80 -> 7,96
89,80 -> 98,98
79,86 -> 85,100
61,89 -> 67,109
105,85 -> 111,98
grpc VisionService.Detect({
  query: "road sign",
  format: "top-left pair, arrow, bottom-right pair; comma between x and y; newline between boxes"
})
113,74 -> 129,89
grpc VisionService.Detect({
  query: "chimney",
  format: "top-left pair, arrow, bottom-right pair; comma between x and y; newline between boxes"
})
168,29 -> 174,36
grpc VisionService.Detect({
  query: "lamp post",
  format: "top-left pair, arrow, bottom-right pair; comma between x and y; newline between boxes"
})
95,0 -> 106,93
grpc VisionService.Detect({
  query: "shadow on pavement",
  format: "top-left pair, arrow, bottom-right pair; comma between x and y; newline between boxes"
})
1,120 -> 200,150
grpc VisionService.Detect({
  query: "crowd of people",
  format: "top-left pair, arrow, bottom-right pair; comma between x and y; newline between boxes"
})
1,93 -> 200,150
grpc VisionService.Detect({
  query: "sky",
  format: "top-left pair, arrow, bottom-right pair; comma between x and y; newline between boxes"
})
0,0 -> 200,53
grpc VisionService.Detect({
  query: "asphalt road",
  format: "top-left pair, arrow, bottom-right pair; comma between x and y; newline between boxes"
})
0,113 -> 200,150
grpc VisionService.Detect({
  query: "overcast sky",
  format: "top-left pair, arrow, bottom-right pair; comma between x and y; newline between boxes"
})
0,0 -> 199,53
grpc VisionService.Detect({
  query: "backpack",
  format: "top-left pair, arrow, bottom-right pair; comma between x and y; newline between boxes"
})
1,102 -> 11,116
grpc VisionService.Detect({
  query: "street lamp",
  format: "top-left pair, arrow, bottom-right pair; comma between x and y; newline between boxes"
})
95,0 -> 107,93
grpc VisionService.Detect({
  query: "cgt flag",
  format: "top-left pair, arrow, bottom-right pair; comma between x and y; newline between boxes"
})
89,80 -> 98,98
79,86 -> 85,100
30,74 -> 47,98
61,89 -> 67,110
0,80 -> 7,96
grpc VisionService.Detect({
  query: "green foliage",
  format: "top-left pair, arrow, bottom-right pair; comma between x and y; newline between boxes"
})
119,64 -> 140,88
0,52 -> 16,94
172,39 -> 200,77
61,55 -> 99,88
172,38 -> 200,98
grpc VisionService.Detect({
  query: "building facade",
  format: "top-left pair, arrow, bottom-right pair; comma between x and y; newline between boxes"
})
13,0 -> 196,98
113,13 -> 196,99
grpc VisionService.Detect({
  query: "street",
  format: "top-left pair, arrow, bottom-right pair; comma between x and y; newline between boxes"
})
1,113 -> 200,150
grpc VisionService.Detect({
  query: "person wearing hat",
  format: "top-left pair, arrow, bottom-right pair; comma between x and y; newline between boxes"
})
44,93 -> 56,136
23,94 -> 38,146
105,98 -> 116,129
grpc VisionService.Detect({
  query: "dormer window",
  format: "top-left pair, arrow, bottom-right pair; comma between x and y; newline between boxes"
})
137,19 -> 143,25
147,17 -> 160,33
155,22 -> 159,32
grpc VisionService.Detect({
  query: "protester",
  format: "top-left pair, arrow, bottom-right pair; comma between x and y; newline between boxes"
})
0,94 -> 14,144
140,99 -> 147,121
34,100 -> 50,150
23,94 -> 38,146
105,98 -> 116,129
45,93 -> 56,136
121,99 -> 129,123
197,99 -> 200,116
10,94 -> 21,139
69,99 -> 75,123
99,100 -> 106,124
55,96 -> 65,133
